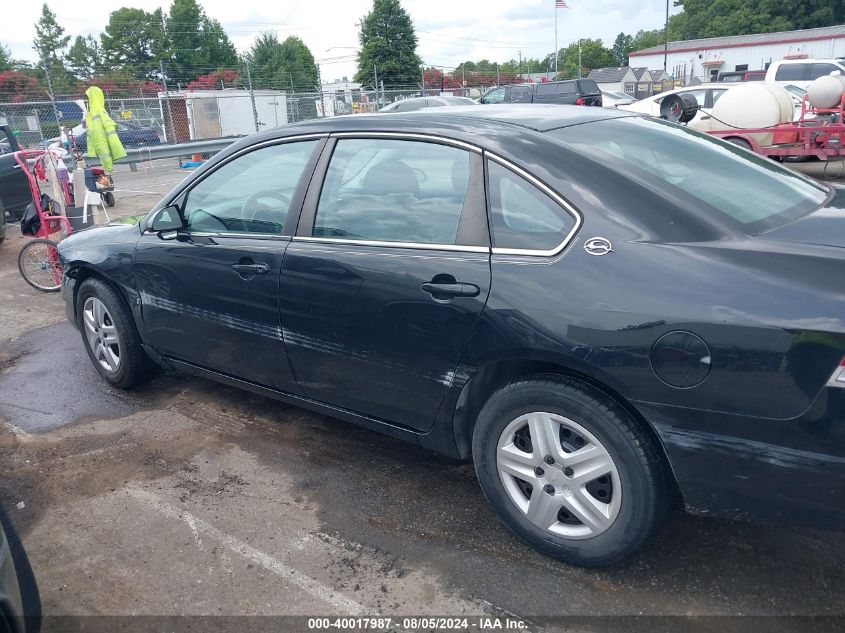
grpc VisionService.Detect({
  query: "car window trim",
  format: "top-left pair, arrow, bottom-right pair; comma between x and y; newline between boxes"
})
293,132 -> 490,253
485,152 -> 583,257
147,133 -> 329,238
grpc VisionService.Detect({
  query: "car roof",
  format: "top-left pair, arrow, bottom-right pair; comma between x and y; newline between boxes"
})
273,104 -> 636,136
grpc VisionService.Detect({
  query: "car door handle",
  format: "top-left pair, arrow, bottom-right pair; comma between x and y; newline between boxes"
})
420,282 -> 480,298
232,263 -> 270,275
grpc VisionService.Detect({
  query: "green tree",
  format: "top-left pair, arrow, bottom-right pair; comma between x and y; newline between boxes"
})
247,34 -> 319,91
101,8 -> 168,80
66,35 -> 102,79
33,3 -> 70,65
201,17 -> 238,70
354,0 -> 422,88
167,0 -> 239,84
556,39 -> 614,79
612,32 -> 634,66
0,43 -> 14,71
672,0 -> 845,40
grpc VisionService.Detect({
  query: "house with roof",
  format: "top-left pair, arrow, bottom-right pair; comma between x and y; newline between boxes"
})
628,24 -> 845,84
587,66 -> 673,98
587,67 -> 640,94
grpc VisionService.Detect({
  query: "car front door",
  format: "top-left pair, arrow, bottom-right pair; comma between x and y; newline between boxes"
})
280,136 -> 491,431
0,127 -> 31,222
134,136 -> 324,392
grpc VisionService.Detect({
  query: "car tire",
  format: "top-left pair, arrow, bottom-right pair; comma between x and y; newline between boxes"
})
76,277 -> 155,389
472,374 -> 668,566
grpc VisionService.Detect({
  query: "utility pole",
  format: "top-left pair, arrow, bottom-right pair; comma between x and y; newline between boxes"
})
159,60 -> 176,144
420,64 -> 425,96
578,39 -> 582,79
496,62 -> 500,86
373,64 -> 378,97
518,50 -> 523,76
663,0 -> 670,71
245,58 -> 259,133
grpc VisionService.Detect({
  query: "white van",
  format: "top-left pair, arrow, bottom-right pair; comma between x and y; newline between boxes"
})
765,58 -> 845,90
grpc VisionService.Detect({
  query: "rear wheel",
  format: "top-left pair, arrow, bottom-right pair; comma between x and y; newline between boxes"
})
76,277 -> 155,388
473,375 -> 668,566
18,239 -> 62,292
726,137 -> 753,151
104,192 -> 115,207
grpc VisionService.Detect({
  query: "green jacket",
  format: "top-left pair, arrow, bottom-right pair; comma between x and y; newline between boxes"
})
84,86 -> 127,172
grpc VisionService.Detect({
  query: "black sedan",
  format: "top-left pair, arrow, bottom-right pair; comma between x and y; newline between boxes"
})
57,105 -> 845,566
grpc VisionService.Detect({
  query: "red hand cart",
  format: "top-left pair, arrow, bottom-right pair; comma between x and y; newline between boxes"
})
15,150 -> 73,292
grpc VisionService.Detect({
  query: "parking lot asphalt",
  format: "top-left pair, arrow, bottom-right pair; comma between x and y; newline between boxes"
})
1,161 -> 845,630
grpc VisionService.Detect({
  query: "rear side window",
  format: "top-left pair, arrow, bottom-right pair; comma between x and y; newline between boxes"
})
557,82 -> 576,94
509,86 -> 532,102
314,138 -> 471,245
549,117 -> 828,233
535,84 -> 555,96
487,161 -> 577,252
577,80 -> 599,94
775,64 -> 807,81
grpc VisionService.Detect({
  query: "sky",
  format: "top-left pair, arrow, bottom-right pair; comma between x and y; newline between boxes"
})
4,0 -> 680,81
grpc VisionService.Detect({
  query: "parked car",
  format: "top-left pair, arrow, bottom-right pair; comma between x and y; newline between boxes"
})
73,120 -> 161,153
600,90 -> 635,108
766,58 -> 845,90
0,507 -> 39,633
618,83 -> 735,127
480,80 -> 602,106
718,70 -> 766,82
58,105 -> 845,566
620,82 -> 807,128
0,125 -> 29,231
380,96 -> 477,112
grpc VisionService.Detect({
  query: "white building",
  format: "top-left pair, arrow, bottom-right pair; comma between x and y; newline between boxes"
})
629,24 -> 845,84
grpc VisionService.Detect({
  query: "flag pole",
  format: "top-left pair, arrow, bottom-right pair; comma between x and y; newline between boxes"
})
554,4 -> 558,75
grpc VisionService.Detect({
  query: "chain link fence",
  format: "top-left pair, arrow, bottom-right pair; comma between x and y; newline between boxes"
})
0,84 -> 491,151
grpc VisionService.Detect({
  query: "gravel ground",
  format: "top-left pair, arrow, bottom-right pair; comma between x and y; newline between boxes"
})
1,161 -> 844,633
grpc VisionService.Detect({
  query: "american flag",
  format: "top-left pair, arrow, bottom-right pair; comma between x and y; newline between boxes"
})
555,0 -> 569,7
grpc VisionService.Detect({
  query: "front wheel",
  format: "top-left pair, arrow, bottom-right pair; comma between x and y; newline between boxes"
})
473,375 -> 669,566
76,277 -> 155,388
18,238 -> 62,292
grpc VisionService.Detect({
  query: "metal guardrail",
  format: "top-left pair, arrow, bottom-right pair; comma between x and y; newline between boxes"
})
85,137 -> 238,167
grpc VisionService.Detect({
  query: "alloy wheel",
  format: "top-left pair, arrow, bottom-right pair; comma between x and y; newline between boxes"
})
496,412 -> 621,539
83,297 -> 121,373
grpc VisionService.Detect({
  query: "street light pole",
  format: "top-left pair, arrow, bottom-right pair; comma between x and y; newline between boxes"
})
664,0 -> 670,71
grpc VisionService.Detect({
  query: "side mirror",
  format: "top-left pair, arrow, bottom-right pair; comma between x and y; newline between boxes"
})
150,205 -> 183,234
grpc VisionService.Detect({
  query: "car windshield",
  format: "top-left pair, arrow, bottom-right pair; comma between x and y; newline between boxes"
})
548,116 -> 829,233
784,84 -> 807,98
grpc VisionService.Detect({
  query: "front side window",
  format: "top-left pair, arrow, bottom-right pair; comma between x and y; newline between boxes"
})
710,89 -> 728,105
809,63 -> 843,80
487,161 -> 576,252
549,117 -> 828,232
181,140 -> 318,234
483,88 -> 506,104
313,138 -> 471,245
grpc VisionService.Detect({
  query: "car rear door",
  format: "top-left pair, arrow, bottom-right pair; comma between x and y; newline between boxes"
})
280,134 -> 491,432
133,136 -> 325,392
